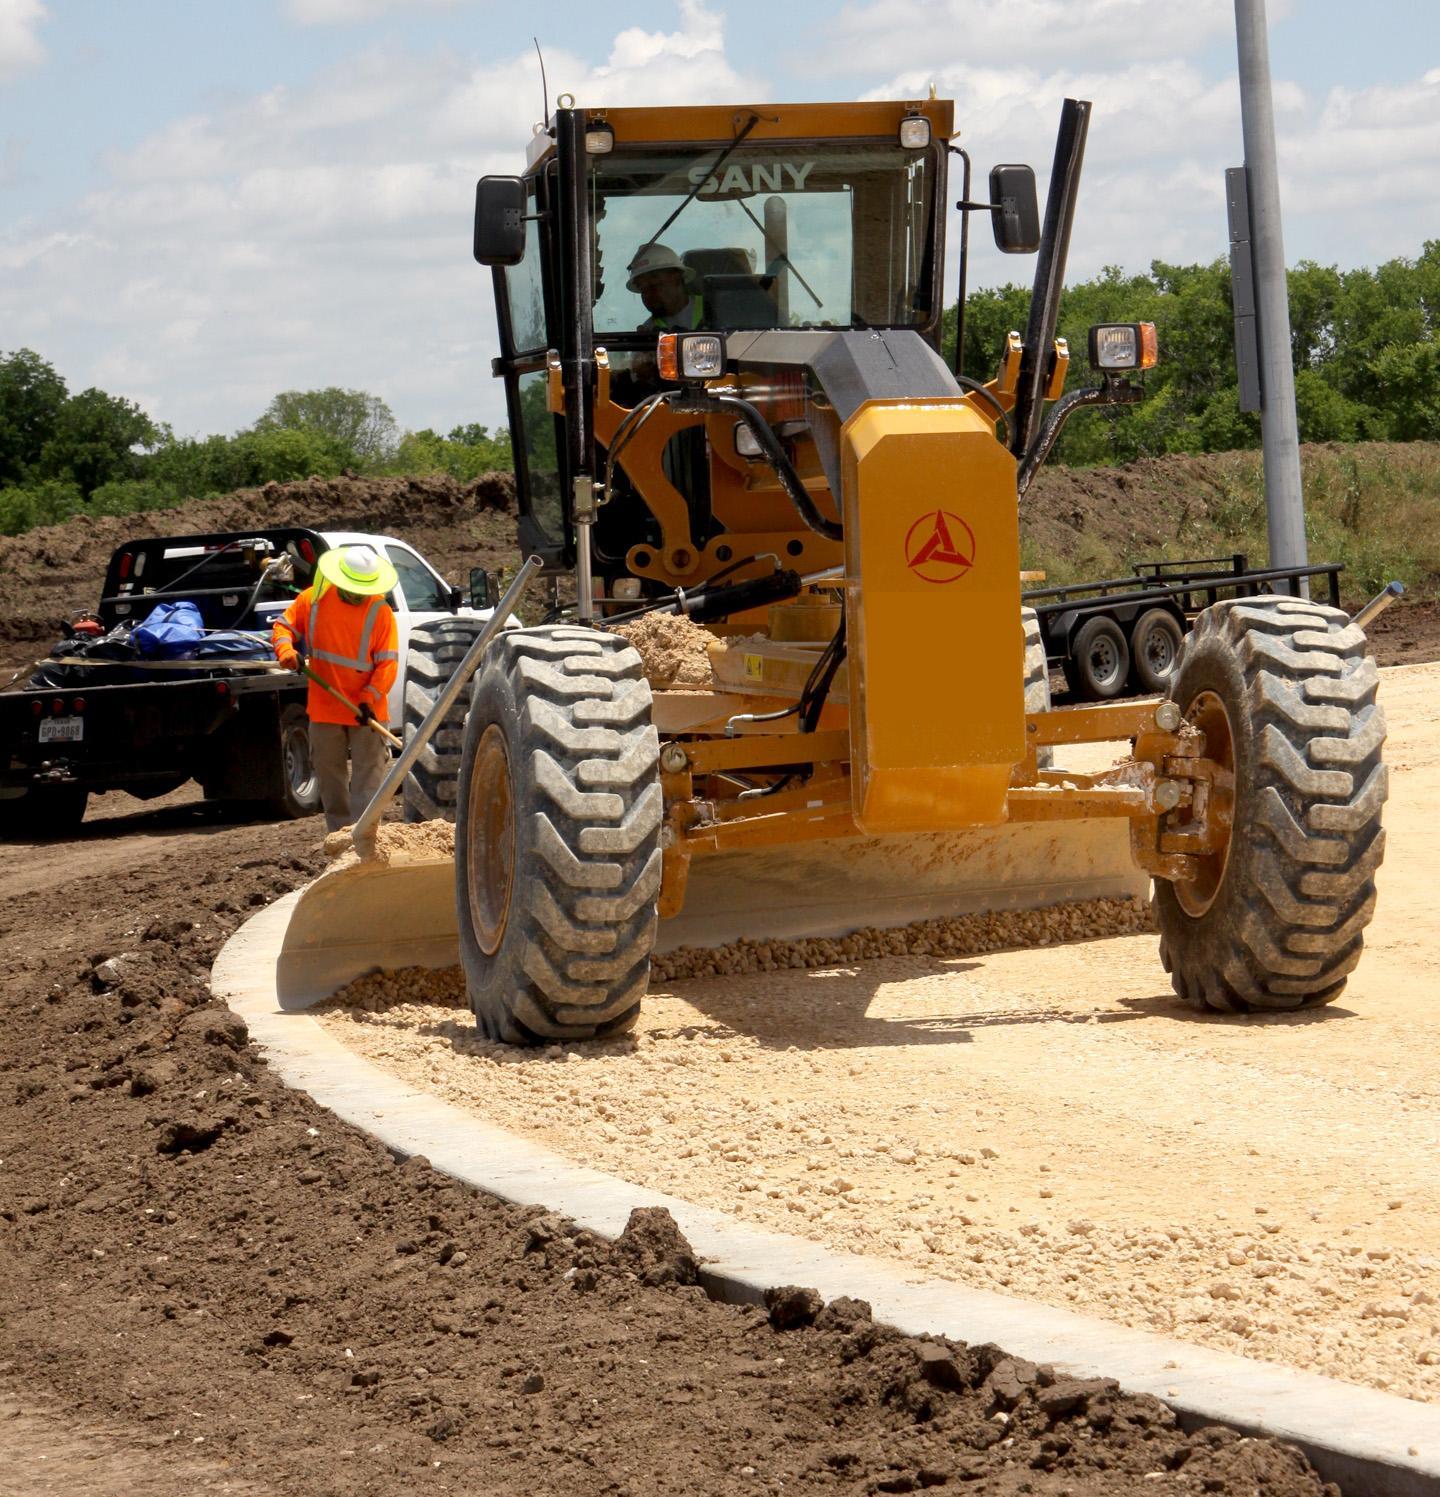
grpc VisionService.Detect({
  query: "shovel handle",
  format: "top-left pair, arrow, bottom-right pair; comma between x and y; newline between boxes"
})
297,661 -> 403,749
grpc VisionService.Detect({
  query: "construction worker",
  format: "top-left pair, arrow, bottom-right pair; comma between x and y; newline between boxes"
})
272,543 -> 399,837
628,242 -> 704,331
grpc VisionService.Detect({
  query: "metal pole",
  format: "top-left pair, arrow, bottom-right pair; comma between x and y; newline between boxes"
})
1235,0 -> 1308,570
348,556 -> 543,847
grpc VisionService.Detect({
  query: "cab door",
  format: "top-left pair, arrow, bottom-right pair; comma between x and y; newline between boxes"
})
491,170 -> 570,569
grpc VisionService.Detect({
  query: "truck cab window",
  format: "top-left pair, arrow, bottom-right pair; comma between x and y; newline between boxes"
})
384,545 -> 449,611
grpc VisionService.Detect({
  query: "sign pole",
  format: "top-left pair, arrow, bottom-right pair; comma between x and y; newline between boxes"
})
1234,0 -> 1308,572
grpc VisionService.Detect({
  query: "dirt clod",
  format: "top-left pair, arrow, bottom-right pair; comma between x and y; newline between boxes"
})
611,1205 -> 699,1286
764,1283 -> 824,1329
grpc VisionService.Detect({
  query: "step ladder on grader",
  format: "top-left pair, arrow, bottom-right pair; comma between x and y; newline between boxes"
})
283,95 -> 1387,1043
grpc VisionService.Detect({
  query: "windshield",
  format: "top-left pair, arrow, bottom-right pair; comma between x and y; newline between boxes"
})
590,141 -> 938,338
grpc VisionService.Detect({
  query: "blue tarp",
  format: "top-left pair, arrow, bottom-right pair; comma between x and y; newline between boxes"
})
134,600 -> 205,659
192,631 -> 274,660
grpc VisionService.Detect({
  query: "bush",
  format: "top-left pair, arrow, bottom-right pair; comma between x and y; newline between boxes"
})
0,478 -> 84,535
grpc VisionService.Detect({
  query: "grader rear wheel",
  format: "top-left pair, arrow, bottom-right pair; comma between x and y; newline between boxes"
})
455,626 -> 662,1044
1154,598 -> 1387,1012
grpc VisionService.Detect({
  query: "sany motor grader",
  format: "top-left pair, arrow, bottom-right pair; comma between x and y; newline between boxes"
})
282,96 -> 1386,1044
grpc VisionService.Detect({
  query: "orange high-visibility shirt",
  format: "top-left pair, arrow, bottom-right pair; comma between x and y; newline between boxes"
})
272,582 -> 398,726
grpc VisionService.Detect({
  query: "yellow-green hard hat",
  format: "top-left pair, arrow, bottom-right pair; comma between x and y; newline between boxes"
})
315,544 -> 398,597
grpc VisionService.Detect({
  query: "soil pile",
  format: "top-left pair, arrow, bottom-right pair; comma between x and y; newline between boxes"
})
3,448 -> 1438,673
0,796 -> 1338,1493
0,471 -> 516,665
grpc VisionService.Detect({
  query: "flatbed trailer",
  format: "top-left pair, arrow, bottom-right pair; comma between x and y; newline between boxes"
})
1022,554 -> 1344,700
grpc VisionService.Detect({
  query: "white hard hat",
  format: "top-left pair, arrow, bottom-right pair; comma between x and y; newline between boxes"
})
626,243 -> 693,292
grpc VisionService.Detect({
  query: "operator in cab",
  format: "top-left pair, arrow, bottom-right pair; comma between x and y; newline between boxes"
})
628,243 -> 705,331
272,543 -> 399,843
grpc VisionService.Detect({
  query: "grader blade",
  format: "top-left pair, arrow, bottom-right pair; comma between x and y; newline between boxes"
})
657,819 -> 1147,954
276,854 -> 456,1008
271,810 -> 1145,1008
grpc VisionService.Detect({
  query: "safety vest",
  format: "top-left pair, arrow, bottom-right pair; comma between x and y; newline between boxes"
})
642,295 -> 704,332
272,582 -> 398,726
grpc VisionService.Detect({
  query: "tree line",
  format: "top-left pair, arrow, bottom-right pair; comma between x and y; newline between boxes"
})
0,357 -> 511,536
2,239 -> 1435,536
947,240 -> 1439,464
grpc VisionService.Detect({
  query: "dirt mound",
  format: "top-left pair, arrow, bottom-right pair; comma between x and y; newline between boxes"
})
0,798 -> 1339,1494
0,471 -> 517,666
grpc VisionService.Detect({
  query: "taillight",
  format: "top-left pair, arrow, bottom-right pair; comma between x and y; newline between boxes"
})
51,698 -> 65,715
299,540 -> 315,562
117,552 -> 133,579
71,698 -> 85,714
31,699 -> 43,718
214,680 -> 230,697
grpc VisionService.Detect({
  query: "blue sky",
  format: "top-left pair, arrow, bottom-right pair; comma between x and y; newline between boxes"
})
2,0 -> 1437,440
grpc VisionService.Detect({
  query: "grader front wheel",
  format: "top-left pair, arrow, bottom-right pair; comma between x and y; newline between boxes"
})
1154,598 -> 1387,1013
454,626 -> 662,1044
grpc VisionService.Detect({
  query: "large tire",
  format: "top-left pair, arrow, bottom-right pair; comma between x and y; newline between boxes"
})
1129,606 -> 1185,695
455,626 -> 662,1044
268,704 -> 322,819
1021,606 -> 1053,770
1154,598 -> 1386,1013
403,618 -> 488,823
0,784 -> 88,840
1064,614 -> 1130,700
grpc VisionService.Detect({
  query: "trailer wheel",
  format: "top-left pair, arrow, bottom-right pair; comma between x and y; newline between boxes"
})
1064,615 -> 1130,700
455,626 -> 661,1045
1154,598 -> 1386,1013
1130,607 -> 1184,695
1021,607 -> 1053,769
0,784 -> 88,840
269,704 -> 322,819
403,618 -> 488,823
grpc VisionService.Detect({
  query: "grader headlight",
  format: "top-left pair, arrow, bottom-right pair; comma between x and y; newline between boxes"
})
898,115 -> 932,149
1088,321 -> 1158,371
658,331 -> 725,383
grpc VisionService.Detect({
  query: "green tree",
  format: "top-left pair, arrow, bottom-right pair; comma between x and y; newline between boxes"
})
0,348 -> 68,485
253,387 -> 398,465
38,387 -> 158,497
1370,341 -> 1440,440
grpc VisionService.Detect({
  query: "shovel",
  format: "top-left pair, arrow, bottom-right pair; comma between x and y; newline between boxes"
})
295,662 -> 403,749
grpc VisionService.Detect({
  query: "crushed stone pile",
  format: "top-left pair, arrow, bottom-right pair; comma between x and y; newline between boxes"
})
321,818 -> 455,866
320,897 -> 1156,1015
611,611 -> 718,688
651,895 -> 1156,982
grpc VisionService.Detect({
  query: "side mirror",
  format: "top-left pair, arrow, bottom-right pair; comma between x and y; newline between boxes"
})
473,176 -> 527,267
469,567 -> 495,609
989,164 -> 1040,254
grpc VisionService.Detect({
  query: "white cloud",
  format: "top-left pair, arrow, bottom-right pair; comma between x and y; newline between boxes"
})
0,0 -> 47,81
284,0 -> 462,25
801,0 -> 1247,79
0,3 -> 756,439
859,43 -> 1438,293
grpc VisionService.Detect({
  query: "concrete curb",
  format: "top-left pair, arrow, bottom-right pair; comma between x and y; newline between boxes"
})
214,889 -> 1440,1497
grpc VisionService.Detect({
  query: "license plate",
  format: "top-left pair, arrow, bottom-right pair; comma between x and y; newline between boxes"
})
38,716 -> 83,744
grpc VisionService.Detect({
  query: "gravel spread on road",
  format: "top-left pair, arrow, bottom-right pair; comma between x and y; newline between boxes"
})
318,663 -> 1440,1408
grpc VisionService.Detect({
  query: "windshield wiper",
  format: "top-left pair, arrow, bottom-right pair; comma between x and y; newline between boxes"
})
640,112 -> 761,251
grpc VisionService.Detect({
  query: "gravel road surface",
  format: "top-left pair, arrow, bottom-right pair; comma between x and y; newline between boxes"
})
321,661 -> 1440,1406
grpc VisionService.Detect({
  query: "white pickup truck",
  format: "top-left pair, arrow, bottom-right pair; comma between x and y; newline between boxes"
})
0,524 -> 501,834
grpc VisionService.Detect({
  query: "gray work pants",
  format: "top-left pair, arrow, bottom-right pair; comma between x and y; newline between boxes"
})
309,721 -> 388,833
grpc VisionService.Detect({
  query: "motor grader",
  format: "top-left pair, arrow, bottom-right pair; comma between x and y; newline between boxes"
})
285,95 -> 1386,1044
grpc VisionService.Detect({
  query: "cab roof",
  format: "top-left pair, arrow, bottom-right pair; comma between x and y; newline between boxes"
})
525,97 -> 954,168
